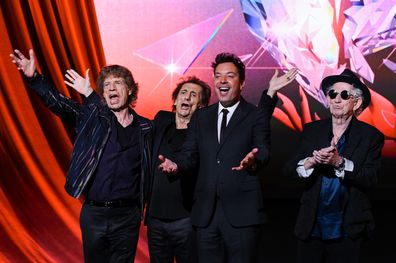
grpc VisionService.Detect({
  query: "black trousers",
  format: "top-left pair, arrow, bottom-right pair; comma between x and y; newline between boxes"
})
297,236 -> 362,263
147,216 -> 196,263
80,203 -> 141,263
195,199 -> 260,263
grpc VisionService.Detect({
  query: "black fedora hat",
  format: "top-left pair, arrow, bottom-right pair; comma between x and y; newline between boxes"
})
321,69 -> 371,110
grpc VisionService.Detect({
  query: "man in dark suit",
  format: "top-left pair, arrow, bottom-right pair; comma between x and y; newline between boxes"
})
285,69 -> 384,263
159,52 -> 297,262
147,76 -> 211,263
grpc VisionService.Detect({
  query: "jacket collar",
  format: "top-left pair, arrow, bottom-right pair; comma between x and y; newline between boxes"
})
217,97 -> 250,149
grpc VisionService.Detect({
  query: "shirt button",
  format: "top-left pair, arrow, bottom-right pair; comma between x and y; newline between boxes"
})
217,159 -> 220,164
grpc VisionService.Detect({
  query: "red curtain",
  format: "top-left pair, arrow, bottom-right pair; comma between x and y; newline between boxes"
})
0,1 -> 146,262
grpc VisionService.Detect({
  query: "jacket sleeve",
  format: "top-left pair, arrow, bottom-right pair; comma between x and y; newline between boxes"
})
26,73 -> 83,125
283,125 -> 315,180
252,90 -> 278,173
258,90 -> 278,120
175,112 -> 199,174
84,90 -> 103,105
343,130 -> 384,189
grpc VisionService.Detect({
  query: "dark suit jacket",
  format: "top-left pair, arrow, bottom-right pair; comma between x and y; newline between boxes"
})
175,93 -> 276,228
285,116 -> 384,240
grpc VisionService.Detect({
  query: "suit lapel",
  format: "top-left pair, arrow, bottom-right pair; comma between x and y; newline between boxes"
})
343,117 -> 361,158
218,98 -> 249,150
318,120 -> 332,149
316,117 -> 361,158
152,113 -> 175,169
202,104 -> 220,148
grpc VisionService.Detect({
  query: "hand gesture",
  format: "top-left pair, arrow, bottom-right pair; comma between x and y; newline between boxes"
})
64,69 -> 93,97
158,155 -> 178,175
10,49 -> 36,78
232,148 -> 258,171
267,68 -> 298,97
303,156 -> 317,170
312,145 -> 341,167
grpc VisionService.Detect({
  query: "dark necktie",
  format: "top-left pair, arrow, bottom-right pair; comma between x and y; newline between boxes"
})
220,108 -> 229,142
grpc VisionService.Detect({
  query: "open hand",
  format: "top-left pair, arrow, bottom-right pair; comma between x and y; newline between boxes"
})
10,49 -> 36,77
64,69 -> 93,97
267,68 -> 298,97
232,148 -> 258,171
158,155 -> 178,175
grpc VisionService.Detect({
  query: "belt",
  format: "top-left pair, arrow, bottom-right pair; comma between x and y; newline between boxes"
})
85,199 -> 138,208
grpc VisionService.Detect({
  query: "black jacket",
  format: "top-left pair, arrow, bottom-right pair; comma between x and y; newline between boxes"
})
284,117 -> 384,240
174,93 -> 277,227
27,74 -> 153,213
145,111 -> 197,222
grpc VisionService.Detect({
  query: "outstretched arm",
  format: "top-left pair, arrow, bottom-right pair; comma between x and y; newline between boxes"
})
10,48 -> 83,124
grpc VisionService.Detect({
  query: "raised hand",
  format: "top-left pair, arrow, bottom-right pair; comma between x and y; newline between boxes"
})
232,148 -> 258,171
158,155 -> 178,175
64,69 -> 93,97
267,68 -> 298,97
10,49 -> 36,78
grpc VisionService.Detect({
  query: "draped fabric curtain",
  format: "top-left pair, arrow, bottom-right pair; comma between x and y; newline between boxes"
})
0,1 -> 148,262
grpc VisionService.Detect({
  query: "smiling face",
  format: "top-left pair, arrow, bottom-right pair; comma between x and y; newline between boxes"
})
214,62 -> 244,107
174,83 -> 203,119
102,75 -> 132,111
327,82 -> 362,119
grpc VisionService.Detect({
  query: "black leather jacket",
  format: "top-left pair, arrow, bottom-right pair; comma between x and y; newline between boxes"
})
27,74 -> 153,213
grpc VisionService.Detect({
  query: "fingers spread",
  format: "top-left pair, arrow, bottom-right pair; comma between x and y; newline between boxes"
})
64,80 -> 73,87
65,72 -> 74,82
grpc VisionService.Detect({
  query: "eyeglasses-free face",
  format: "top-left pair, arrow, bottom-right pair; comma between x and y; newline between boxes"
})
327,89 -> 354,100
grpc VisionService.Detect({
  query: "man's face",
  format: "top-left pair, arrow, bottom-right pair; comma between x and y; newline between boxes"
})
174,83 -> 203,119
102,75 -> 131,111
214,62 -> 244,107
327,82 -> 362,119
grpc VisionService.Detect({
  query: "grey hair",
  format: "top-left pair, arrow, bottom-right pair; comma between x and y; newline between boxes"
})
351,85 -> 362,98
351,84 -> 364,115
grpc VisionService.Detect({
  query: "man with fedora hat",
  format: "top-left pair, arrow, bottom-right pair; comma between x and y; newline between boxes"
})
285,68 -> 384,263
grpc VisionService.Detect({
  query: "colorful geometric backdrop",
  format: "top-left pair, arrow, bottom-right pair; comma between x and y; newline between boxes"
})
0,0 -> 395,262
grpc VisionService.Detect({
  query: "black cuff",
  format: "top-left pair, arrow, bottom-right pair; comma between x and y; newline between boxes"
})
25,71 -> 39,83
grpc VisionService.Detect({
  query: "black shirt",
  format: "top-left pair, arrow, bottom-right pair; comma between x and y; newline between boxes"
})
86,113 -> 141,201
149,124 -> 196,220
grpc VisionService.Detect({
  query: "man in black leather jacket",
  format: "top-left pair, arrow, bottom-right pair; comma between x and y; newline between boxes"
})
11,49 -> 152,263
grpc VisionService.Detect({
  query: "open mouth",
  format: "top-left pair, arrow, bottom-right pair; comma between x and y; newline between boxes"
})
219,87 -> 230,95
180,103 -> 190,109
